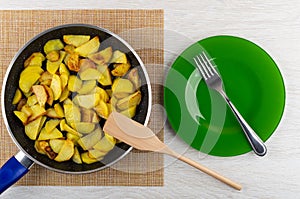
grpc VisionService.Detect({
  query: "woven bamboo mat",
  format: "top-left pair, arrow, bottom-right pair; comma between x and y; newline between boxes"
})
0,10 -> 164,186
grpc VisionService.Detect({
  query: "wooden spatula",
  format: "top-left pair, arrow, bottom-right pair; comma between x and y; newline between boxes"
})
103,112 -> 242,190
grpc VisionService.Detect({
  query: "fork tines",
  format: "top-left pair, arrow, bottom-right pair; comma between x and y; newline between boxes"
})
193,52 -> 217,80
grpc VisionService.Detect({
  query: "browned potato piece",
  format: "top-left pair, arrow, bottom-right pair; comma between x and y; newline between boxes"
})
32,85 -> 48,107
64,45 -> 76,54
46,50 -> 60,62
28,104 -> 46,122
46,108 -> 62,119
81,108 -> 99,123
67,53 -> 80,72
39,71 -> 53,82
112,78 -> 135,98
34,140 -> 49,155
79,59 -> 96,71
111,62 -> 131,77
46,51 -> 66,74
24,52 -> 45,67
54,140 -> 74,162
127,68 -> 140,90
116,91 -> 142,111
88,47 -> 112,65
74,36 -> 100,57
63,35 -> 90,47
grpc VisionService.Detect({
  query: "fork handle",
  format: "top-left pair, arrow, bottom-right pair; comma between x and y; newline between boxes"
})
220,90 -> 267,156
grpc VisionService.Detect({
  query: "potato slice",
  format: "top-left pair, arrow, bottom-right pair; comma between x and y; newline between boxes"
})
78,127 -> 102,150
25,116 -> 44,140
74,93 -> 100,109
74,36 -> 100,57
21,105 -> 33,117
68,75 -> 82,92
94,100 -> 110,119
72,147 -> 82,164
19,72 -> 41,93
127,68 -> 140,90
12,89 -> 22,105
39,71 -> 53,83
54,140 -> 74,162
59,63 -> 70,76
32,85 -> 48,107
14,110 -> 28,124
28,104 -> 46,122
92,87 -> 109,102
79,59 -> 96,71
81,108 -> 99,123
38,128 -> 63,140
44,39 -> 64,54
110,50 -> 127,63
67,52 -> 80,72
66,132 -> 80,143
63,35 -> 90,47
26,95 -> 38,107
117,91 -> 141,111
24,52 -> 45,67
79,68 -> 101,80
112,78 -> 135,97
49,139 -> 65,153
93,133 -> 116,152
46,108 -> 62,118
42,85 -> 54,106
46,50 -> 60,62
46,51 -> 66,74
50,74 -> 62,101
120,105 -> 137,118
88,47 -> 112,65
97,64 -> 112,86
81,152 -> 98,164
34,140 -> 49,155
60,119 -> 82,137
59,88 -> 70,102
111,62 -> 131,77
63,103 -> 81,124
88,149 -> 106,160
60,73 -> 69,90
45,119 -> 61,133
77,80 -> 96,95
71,122 -> 95,134
54,103 -> 64,118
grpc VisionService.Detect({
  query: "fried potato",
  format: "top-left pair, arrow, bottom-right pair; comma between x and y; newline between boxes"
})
28,104 -> 46,122
32,85 -> 47,107
49,139 -> 65,153
72,147 -> 82,164
74,36 -> 100,57
71,122 -> 95,134
93,133 -> 116,152
78,128 -> 102,150
25,116 -> 44,139
127,68 -> 140,90
117,91 -> 142,111
44,39 -> 64,54
79,59 -> 96,71
94,100 -> 110,119
88,47 -> 112,65
68,75 -> 82,92
38,128 -> 63,140
50,74 -> 62,101
112,78 -> 135,97
67,52 -> 80,72
45,119 -> 61,133
12,89 -> 22,105
74,93 -> 100,109
46,50 -> 60,62
63,103 -> 81,125
77,80 -> 96,95
54,140 -> 74,162
24,52 -> 45,67
46,51 -> 66,74
111,62 -> 131,77
81,152 -> 98,164
97,64 -> 112,86
79,68 -> 101,80
19,72 -> 41,93
63,35 -> 90,47
110,50 -> 127,63
120,105 -> 137,118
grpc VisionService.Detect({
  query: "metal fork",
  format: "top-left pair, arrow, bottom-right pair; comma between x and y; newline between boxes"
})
193,52 -> 267,156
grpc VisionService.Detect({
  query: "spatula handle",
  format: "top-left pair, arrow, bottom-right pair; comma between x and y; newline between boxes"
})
162,147 -> 242,190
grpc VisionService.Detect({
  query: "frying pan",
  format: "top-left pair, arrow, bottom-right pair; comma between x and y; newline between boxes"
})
0,24 -> 151,194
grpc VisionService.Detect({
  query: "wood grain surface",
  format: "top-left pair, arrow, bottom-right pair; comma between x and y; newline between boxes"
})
1,1 -> 300,198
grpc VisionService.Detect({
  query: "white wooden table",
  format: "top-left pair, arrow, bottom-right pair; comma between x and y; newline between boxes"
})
1,1 -> 300,198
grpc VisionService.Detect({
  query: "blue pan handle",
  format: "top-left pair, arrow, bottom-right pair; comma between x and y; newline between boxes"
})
0,151 -> 34,194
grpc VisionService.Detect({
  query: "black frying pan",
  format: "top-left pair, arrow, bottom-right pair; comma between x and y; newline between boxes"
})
0,24 -> 151,194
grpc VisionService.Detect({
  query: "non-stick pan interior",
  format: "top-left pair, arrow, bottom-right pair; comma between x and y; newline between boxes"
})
3,24 -> 151,173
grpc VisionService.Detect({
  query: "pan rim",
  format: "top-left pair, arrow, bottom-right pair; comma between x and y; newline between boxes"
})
1,23 -> 152,174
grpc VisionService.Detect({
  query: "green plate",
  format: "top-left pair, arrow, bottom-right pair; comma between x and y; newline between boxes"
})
164,35 -> 285,156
